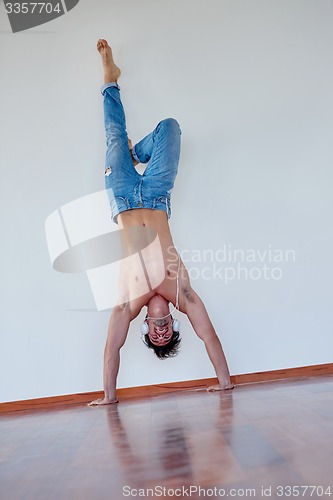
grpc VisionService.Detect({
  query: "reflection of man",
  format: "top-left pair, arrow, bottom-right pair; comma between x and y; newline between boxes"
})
89,40 -> 234,406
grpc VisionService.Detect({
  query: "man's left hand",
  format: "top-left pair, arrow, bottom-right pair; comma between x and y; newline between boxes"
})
207,384 -> 235,392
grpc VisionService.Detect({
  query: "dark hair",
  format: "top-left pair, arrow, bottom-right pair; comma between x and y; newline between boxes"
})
144,331 -> 181,359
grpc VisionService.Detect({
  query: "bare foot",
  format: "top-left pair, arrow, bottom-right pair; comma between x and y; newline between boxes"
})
97,38 -> 121,84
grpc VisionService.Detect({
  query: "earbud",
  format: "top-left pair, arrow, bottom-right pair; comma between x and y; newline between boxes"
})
140,321 -> 149,336
172,319 -> 180,333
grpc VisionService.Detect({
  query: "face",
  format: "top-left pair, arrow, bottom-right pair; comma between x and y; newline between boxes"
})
146,294 -> 173,346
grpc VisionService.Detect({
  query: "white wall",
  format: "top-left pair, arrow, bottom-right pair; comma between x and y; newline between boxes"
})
1,0 -> 333,403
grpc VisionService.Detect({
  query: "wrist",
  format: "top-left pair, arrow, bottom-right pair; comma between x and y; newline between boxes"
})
105,397 -> 119,404
217,375 -> 232,387
104,390 -> 117,403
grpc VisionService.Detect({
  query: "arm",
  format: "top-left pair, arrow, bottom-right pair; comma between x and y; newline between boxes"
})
179,284 -> 234,391
88,305 -> 131,406
201,333 -> 235,391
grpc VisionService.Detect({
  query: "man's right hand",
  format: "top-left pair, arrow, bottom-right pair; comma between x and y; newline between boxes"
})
87,397 -> 119,406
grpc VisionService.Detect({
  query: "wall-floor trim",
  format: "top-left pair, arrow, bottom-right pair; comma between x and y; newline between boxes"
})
1,362 -> 332,414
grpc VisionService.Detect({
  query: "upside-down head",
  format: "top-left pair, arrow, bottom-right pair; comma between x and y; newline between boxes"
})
142,294 -> 181,359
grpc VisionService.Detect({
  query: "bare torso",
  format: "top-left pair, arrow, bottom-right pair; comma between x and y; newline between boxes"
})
117,208 -> 188,317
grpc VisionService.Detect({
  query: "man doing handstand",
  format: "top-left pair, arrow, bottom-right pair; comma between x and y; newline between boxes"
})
89,39 -> 234,406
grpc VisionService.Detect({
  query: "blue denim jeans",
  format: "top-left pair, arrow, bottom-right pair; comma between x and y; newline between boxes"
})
101,82 -> 181,224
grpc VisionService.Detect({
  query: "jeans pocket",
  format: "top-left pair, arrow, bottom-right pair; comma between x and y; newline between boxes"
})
110,196 -> 130,218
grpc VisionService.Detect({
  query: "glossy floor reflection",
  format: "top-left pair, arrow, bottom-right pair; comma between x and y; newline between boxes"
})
1,376 -> 333,500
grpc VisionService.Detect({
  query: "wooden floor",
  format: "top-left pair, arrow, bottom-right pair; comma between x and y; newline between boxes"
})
1,376 -> 333,500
